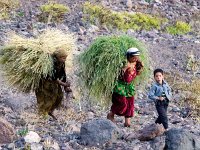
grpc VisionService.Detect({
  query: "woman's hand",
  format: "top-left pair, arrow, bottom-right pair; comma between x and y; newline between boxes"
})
57,79 -> 70,87
136,60 -> 144,73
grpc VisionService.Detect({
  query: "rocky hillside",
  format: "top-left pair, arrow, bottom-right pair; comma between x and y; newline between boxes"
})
0,0 -> 200,150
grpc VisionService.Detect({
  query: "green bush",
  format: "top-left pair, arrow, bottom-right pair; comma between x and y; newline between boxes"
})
0,0 -> 19,19
39,3 -> 70,23
79,35 -> 150,104
83,2 -> 165,31
166,21 -> 191,35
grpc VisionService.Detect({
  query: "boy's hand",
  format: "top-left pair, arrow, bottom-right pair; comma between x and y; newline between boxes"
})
158,97 -> 164,101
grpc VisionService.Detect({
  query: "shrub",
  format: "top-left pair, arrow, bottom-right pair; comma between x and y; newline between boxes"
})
174,79 -> 200,122
39,3 -> 70,23
0,0 -> 19,19
79,35 -> 150,105
0,29 -> 76,92
166,21 -> 191,35
83,2 -> 164,31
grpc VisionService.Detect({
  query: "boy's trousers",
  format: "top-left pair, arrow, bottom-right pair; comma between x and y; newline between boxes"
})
155,100 -> 169,129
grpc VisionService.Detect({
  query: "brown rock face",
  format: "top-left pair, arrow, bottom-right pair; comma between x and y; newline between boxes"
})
138,123 -> 165,141
0,118 -> 16,144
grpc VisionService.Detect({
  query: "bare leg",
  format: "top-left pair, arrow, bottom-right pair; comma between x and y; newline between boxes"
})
48,111 -> 57,120
107,111 -> 115,123
124,117 -> 131,127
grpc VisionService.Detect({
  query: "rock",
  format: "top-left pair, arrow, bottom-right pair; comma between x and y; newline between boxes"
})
126,0 -> 133,10
0,118 -> 15,144
80,119 -> 120,146
150,136 -> 166,150
24,131 -> 41,143
31,143 -> 43,150
170,115 -> 183,124
7,143 -> 15,149
88,25 -> 99,33
68,124 -> 80,132
194,40 -> 200,44
14,138 -> 25,148
154,0 -> 162,4
172,106 -> 181,112
139,1 -> 150,6
138,123 -> 165,141
165,128 -> 200,150
87,111 -> 94,119
61,143 -> 73,150
124,132 -> 138,141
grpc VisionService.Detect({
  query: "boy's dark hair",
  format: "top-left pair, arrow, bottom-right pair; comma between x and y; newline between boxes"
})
154,68 -> 164,76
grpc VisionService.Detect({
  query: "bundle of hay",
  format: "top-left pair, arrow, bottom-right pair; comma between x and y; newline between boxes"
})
0,29 -> 76,92
79,35 -> 149,101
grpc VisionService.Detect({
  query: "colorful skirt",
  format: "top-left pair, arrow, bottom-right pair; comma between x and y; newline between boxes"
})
111,92 -> 134,118
35,79 -> 63,115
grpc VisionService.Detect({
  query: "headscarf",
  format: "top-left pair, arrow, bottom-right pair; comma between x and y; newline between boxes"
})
126,47 -> 140,56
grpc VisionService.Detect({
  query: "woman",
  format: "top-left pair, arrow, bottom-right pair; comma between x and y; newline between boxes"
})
35,48 -> 71,119
107,47 -> 143,127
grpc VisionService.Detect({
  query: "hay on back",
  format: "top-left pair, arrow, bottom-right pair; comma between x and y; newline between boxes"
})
79,35 -> 149,103
0,29 -> 76,93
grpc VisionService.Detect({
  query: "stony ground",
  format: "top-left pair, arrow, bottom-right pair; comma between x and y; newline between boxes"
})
0,0 -> 200,149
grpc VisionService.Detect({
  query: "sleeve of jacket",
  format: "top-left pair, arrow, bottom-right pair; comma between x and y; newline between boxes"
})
148,84 -> 158,102
166,85 -> 172,101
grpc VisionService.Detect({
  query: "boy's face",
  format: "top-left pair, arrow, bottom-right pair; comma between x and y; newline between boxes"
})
154,72 -> 164,84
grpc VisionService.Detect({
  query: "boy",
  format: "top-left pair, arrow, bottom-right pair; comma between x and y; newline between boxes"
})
148,68 -> 172,130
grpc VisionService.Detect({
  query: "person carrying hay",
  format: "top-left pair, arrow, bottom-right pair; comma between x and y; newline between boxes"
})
0,29 -> 76,120
35,48 -> 72,119
107,47 -> 144,127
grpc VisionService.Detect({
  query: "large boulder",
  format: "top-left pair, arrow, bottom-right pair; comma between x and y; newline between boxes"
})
0,118 -> 15,144
80,119 -> 120,146
138,123 -> 165,141
165,128 -> 200,150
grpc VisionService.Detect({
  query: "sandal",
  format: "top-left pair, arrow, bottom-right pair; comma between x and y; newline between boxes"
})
124,123 -> 131,127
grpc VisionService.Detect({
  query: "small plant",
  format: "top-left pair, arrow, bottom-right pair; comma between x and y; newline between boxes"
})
174,79 -> 200,122
145,0 -> 152,3
17,128 -> 28,136
83,2 -> 165,31
39,3 -> 70,23
166,21 -> 191,35
0,0 -> 19,20
186,52 -> 200,74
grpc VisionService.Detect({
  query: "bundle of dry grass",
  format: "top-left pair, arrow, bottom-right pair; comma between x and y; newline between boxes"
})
0,29 -> 76,92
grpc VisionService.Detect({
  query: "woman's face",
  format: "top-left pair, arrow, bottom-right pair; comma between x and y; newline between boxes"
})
128,56 -> 139,63
57,55 -> 68,63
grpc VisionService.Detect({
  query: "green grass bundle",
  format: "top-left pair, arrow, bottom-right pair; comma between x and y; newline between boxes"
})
0,29 -> 76,92
79,35 -> 150,101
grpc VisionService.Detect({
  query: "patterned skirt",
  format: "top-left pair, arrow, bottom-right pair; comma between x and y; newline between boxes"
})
35,79 -> 63,115
111,92 -> 134,118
